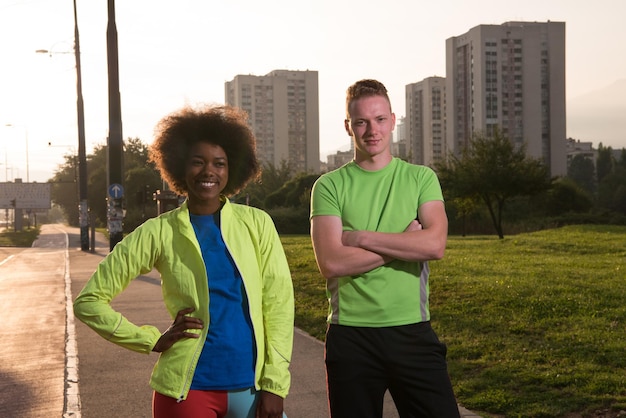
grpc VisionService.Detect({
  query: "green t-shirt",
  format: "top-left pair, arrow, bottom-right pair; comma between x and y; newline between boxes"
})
310,158 -> 444,327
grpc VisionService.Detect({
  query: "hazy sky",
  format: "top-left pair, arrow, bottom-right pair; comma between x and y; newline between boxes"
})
1,0 -> 625,183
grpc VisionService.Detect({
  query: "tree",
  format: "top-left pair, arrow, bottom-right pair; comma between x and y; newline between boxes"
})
264,172 -> 320,209
118,138 -> 163,231
597,166 -> 626,215
596,143 -> 614,183
49,137 -> 162,231
436,129 -> 550,238
567,154 -> 596,194
86,143 -> 109,226
595,145 -> 626,219
541,177 -> 593,216
618,149 -> 626,169
49,154 -> 80,226
234,160 -> 294,208
447,196 -> 480,237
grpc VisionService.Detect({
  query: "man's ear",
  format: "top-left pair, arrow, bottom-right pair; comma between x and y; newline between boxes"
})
344,119 -> 353,136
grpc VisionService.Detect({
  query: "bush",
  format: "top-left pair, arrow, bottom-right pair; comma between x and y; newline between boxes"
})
267,206 -> 310,234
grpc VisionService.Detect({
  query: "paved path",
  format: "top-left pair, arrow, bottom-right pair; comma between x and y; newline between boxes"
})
0,224 -> 481,417
0,224 -> 70,417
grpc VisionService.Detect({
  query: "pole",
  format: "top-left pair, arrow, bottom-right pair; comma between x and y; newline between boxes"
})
73,0 -> 90,251
107,0 -> 124,250
4,137 -> 8,181
25,128 -> 29,183
4,124 -> 29,183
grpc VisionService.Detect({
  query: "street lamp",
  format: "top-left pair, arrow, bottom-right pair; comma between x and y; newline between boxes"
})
4,124 -> 29,183
36,0 -> 89,251
0,163 -> 8,182
2,164 -> 16,182
1,141 -> 7,181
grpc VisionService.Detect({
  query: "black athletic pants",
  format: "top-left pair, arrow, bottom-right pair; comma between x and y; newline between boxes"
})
325,322 -> 460,418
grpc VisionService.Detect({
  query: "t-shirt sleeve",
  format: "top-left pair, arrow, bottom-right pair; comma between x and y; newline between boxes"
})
310,175 -> 341,219
417,166 -> 444,206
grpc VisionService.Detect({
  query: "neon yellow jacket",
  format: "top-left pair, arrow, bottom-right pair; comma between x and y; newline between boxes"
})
73,198 -> 294,400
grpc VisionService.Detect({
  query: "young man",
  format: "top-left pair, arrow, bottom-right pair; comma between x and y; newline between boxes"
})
310,79 -> 460,418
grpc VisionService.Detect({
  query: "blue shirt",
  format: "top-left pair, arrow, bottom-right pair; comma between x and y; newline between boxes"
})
189,212 -> 255,390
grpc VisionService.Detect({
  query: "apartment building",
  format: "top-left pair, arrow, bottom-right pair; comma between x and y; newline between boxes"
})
326,149 -> 353,171
566,138 -> 596,168
445,21 -> 566,176
225,70 -> 320,173
405,77 -> 446,166
392,116 -> 408,161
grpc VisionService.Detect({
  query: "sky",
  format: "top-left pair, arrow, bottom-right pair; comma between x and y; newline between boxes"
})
1,0 -> 625,184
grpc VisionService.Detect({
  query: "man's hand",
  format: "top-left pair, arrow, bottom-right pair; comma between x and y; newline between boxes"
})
335,203 -> 446,263
152,307 -> 203,352
255,391 -> 284,418
341,229 -> 361,248
342,218 -> 422,248
404,219 -> 423,232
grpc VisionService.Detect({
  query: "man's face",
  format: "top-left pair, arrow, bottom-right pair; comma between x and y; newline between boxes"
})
345,95 -> 395,160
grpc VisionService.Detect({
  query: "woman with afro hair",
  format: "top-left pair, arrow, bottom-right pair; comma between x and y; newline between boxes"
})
74,104 -> 294,418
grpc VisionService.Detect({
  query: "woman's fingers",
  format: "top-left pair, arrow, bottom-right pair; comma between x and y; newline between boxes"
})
152,307 -> 203,352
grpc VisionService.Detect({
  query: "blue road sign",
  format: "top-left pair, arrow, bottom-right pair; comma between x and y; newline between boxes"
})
108,183 -> 124,199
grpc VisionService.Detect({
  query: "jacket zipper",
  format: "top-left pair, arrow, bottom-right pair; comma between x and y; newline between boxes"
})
177,336 -> 204,402
178,231 -> 210,402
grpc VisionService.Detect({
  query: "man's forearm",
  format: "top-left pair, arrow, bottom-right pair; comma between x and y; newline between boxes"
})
344,229 -> 446,262
315,244 -> 390,279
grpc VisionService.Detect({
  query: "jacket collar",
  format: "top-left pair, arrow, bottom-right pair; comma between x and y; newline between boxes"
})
173,196 -> 232,228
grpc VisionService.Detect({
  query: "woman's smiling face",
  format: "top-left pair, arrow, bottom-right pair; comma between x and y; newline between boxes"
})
185,141 -> 229,215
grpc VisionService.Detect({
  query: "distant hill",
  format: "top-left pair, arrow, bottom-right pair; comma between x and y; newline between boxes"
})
567,79 -> 626,149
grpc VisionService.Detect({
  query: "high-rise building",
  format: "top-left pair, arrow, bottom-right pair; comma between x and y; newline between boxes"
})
445,21 -> 566,176
405,77 -> 446,166
225,70 -> 320,173
392,116 -> 408,161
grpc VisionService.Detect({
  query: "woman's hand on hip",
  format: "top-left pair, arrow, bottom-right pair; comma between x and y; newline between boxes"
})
152,307 -> 203,352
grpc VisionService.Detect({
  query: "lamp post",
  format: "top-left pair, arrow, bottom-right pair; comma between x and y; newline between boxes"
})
73,0 -> 89,252
2,141 -> 7,181
36,0 -> 89,251
107,0 -> 124,250
4,124 -> 29,182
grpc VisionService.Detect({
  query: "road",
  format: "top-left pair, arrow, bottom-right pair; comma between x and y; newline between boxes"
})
0,225 -> 72,417
0,224 -> 171,417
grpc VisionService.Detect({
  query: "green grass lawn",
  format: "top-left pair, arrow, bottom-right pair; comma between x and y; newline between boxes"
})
281,225 -> 626,418
0,226 -> 40,247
